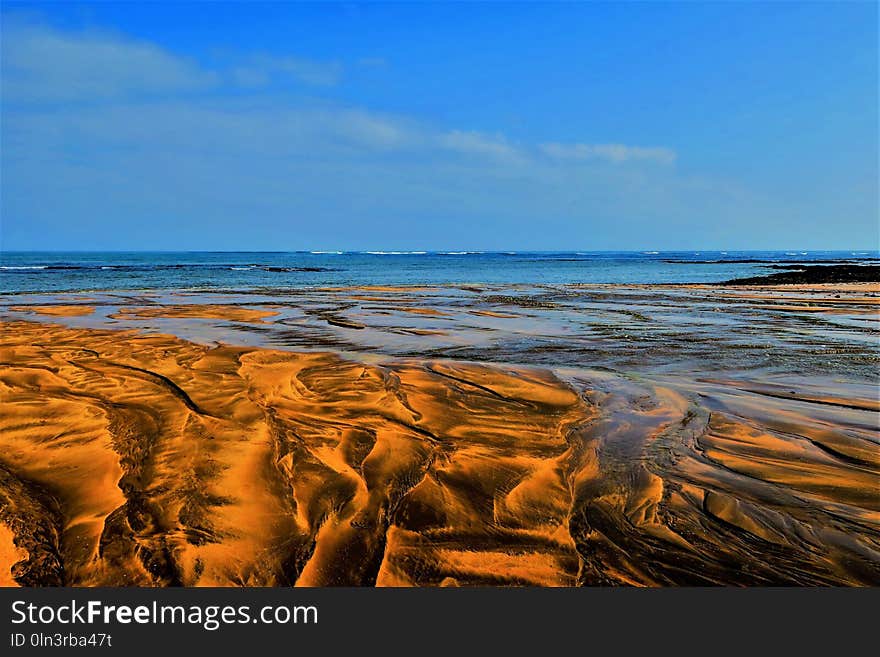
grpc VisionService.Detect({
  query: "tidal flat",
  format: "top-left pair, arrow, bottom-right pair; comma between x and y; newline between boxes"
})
1,282 -> 878,586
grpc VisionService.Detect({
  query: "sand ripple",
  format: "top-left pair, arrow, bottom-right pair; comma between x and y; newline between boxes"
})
1,321 -> 877,586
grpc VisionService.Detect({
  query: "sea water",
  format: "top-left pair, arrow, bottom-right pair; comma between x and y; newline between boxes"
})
1,250 -> 876,294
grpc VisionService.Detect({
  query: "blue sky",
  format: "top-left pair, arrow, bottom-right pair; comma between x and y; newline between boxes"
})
1,1 -> 877,251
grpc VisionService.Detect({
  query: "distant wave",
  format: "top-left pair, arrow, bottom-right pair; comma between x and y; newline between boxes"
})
2,265 -> 87,270
365,251 -> 427,255
643,251 -> 660,255
310,251 -> 343,255
439,251 -> 484,255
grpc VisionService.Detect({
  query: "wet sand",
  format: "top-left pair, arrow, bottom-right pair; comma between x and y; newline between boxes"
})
109,304 -> 279,323
0,283 -> 878,586
9,305 -> 96,317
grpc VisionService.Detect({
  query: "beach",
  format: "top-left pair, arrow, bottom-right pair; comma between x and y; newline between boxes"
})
1,280 -> 878,586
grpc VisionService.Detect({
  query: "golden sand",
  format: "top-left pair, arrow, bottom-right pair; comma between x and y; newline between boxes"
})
9,305 -> 96,317
0,523 -> 26,586
0,321 -> 592,586
109,304 -> 279,323
0,318 -> 877,586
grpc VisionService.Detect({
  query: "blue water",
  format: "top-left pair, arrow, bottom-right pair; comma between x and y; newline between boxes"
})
1,251 -> 877,294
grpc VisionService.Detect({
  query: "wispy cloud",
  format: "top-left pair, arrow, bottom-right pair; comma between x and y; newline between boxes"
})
328,109 -> 414,149
437,130 -> 525,164
3,18 -> 708,250
1,19 -> 343,103
540,142 -> 677,165
1,22 -> 218,102
2,20 -> 674,168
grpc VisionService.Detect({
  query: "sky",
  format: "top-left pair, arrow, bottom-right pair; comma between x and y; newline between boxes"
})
1,1 -> 877,251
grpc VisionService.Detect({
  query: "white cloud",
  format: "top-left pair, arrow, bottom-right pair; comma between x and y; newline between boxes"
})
3,95 -> 756,251
438,130 -> 525,164
2,101 -> 422,160
1,22 -> 217,101
331,109 -> 414,149
2,19 -> 710,250
1,20 -> 673,169
1,21 -> 344,103
540,142 -> 677,165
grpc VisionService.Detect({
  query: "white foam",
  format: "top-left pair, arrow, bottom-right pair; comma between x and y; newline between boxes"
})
365,251 -> 427,255
0,265 -> 47,270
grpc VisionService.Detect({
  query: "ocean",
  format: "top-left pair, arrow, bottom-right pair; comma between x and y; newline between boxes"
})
1,250 -> 877,294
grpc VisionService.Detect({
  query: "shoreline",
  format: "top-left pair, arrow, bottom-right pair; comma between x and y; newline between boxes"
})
5,280 -> 880,298
3,282 -> 878,380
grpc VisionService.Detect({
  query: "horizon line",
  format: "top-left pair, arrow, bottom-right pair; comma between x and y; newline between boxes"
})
2,248 -> 878,254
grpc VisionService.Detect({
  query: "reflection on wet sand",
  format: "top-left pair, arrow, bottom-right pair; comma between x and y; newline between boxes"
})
0,283 -> 877,586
